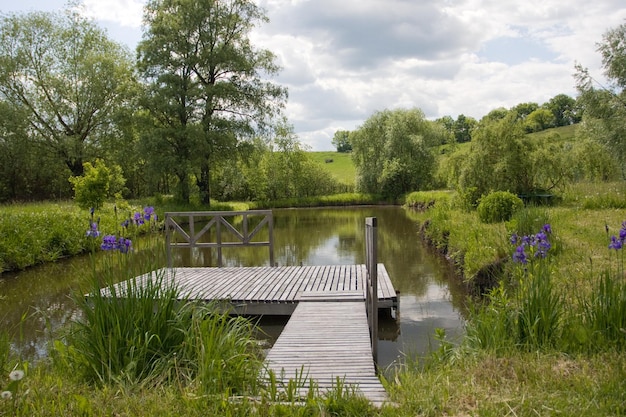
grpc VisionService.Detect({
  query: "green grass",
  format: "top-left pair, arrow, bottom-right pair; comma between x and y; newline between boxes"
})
309,151 -> 356,186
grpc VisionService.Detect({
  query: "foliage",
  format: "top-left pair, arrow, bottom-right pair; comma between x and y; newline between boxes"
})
64,256 -> 263,390
575,23 -> 626,177
137,0 -> 287,204
543,93 -> 582,126
404,191 -> 452,210
477,191 -> 524,223
332,130 -> 352,152
458,112 -> 534,199
524,108 -> 556,132
69,159 -> 126,210
351,108 -> 443,198
0,8 -> 136,178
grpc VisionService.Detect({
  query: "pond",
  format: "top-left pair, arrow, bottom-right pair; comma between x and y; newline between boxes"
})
0,206 -> 466,369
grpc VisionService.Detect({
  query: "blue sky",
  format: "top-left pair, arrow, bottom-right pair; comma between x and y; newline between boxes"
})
1,0 -> 625,150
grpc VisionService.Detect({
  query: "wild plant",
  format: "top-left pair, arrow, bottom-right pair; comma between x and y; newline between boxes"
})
465,224 -> 563,352
1,366 -> 26,415
510,224 -> 564,349
580,221 -> 626,350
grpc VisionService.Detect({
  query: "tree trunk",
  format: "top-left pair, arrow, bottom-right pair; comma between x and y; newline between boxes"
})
198,160 -> 211,206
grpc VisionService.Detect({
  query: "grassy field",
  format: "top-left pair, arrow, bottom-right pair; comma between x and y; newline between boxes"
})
309,151 -> 356,186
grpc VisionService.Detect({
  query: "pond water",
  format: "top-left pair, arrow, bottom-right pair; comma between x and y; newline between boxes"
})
0,206 -> 466,369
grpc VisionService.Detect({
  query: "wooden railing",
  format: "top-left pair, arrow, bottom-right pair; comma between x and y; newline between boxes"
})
165,210 -> 274,268
365,217 -> 378,365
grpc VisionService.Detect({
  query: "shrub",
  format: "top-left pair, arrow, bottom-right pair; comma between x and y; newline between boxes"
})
477,191 -> 524,223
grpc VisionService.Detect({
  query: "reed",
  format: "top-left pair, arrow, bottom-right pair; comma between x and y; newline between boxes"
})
62,247 -> 263,391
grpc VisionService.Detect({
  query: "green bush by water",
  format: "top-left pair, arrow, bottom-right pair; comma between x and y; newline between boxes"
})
477,191 -> 524,223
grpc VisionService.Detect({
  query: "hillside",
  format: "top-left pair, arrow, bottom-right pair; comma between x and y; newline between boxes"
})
309,151 -> 356,186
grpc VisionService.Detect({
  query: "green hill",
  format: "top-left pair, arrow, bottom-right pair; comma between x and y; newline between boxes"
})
309,151 -> 356,186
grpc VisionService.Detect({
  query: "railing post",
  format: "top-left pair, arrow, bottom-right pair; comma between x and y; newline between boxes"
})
165,214 -> 172,269
365,217 -> 378,365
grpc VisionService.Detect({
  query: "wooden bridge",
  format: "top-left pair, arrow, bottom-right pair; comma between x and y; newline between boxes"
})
109,211 -> 398,405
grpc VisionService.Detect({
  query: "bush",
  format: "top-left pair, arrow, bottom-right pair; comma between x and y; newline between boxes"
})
477,191 -> 524,223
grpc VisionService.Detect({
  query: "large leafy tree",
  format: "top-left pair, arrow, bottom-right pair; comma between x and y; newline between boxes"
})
458,112 -> 534,199
0,9 -> 135,177
137,0 -> 287,204
351,108 -> 443,198
576,23 -> 626,177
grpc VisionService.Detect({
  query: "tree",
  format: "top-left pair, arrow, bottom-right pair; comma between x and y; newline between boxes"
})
351,108 -> 441,198
543,94 -> 581,127
458,112 -> 534,200
453,114 -> 477,143
69,159 -> 126,210
331,130 -> 352,152
511,102 -> 539,121
137,0 -> 287,204
524,108 -> 556,132
0,9 -> 135,177
575,23 -> 626,177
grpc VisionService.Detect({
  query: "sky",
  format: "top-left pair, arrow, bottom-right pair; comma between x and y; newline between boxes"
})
1,1 -> 626,151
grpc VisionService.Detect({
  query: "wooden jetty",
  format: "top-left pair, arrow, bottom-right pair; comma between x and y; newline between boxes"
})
107,211 -> 397,405
124,263 -> 397,316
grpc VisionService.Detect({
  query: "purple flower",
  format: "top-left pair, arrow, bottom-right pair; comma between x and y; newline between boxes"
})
543,224 -> 552,234
121,219 -> 130,228
143,206 -> 155,221
133,212 -> 145,226
513,245 -> 528,264
510,233 -> 519,245
86,222 -> 100,238
101,235 -> 118,251
117,237 -> 132,253
609,235 -> 623,250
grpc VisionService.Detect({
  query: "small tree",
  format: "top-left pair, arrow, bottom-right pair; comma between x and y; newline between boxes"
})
69,159 -> 125,210
331,130 -> 352,152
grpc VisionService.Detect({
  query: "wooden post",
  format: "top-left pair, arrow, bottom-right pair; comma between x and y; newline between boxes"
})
365,217 -> 378,365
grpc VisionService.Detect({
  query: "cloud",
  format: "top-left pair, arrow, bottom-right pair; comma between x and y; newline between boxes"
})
80,0 -> 144,28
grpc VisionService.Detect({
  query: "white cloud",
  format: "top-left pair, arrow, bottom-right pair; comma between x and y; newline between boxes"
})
80,0 -> 144,28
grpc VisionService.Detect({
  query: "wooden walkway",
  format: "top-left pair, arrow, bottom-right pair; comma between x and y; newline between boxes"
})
117,264 -> 397,315
263,293 -> 388,405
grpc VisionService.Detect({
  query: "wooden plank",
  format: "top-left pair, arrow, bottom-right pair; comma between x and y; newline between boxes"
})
100,264 -> 398,314
264,300 -> 388,405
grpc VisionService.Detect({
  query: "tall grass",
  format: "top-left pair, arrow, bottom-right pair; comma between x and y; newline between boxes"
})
59,250 -> 263,393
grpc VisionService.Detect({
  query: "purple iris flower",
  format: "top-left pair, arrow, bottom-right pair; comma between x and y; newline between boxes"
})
143,206 -> 155,221
117,237 -> 132,253
513,245 -> 528,264
134,212 -> 145,226
609,235 -> 623,250
101,235 -> 118,251
86,222 -> 100,238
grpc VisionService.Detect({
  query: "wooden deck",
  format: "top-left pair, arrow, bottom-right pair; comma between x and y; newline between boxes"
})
263,294 -> 389,405
115,264 -> 398,315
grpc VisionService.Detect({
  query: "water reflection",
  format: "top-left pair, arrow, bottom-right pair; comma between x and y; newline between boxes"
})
0,206 -> 465,368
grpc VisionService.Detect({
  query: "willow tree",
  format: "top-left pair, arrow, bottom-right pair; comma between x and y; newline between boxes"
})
0,9 -> 135,177
351,108 -> 445,199
137,0 -> 287,204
